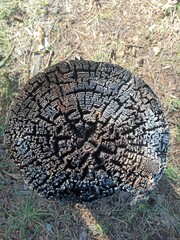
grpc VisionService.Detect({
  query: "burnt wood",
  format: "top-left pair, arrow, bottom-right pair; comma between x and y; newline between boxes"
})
5,60 -> 169,202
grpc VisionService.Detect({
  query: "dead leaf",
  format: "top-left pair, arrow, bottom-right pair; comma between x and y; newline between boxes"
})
132,36 -> 139,43
131,47 -> 136,57
148,24 -> 157,32
30,53 -> 42,77
37,25 -> 44,45
32,25 -> 45,53
153,46 -> 161,56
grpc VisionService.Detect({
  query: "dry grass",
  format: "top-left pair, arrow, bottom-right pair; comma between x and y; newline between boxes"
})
0,0 -> 179,239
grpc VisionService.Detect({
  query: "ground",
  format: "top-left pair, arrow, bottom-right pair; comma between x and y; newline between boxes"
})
0,0 -> 179,239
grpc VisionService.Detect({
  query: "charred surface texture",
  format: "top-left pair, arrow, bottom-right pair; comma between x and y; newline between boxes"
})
5,60 -> 169,202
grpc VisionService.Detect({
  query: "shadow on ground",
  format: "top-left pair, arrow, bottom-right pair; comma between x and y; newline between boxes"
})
76,177 -> 179,240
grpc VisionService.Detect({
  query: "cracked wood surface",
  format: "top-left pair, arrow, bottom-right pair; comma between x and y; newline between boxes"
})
5,59 -> 169,202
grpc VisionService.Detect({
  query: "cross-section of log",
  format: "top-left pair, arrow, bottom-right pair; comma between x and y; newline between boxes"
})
4,59 -> 169,202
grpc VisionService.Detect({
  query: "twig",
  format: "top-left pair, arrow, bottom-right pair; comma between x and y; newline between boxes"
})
46,50 -> 54,68
125,44 -> 144,49
2,170 -> 22,180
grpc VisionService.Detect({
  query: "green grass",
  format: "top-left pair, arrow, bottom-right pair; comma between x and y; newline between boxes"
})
0,24 -> 9,53
0,73 -> 11,138
165,164 -> 179,182
94,11 -> 112,23
0,155 -> 11,173
165,97 -> 180,113
163,2 -> 180,16
92,50 -> 108,62
0,124 -> 5,138
0,0 -> 21,20
0,72 -> 9,97
5,194 -> 50,239
92,187 -> 180,240
171,126 -> 180,142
